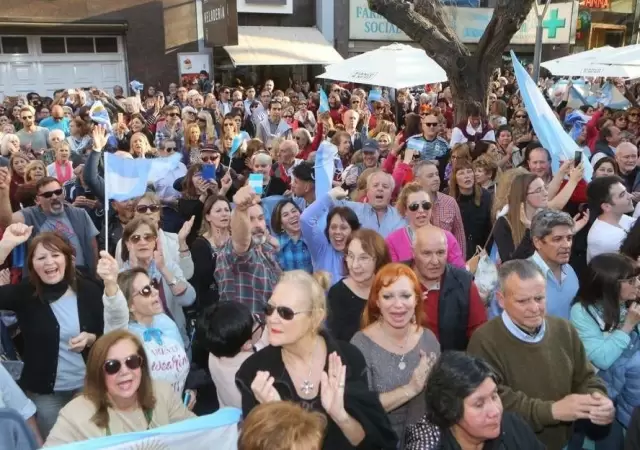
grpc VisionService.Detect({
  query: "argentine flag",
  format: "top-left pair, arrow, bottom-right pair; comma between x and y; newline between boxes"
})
49,408 -> 240,450
105,153 -> 183,202
512,51 -> 593,183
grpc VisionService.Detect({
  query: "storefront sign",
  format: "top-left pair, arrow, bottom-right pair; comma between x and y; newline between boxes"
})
581,0 -> 609,8
237,0 -> 292,14
177,53 -> 212,86
203,0 -> 238,46
349,0 -> 576,45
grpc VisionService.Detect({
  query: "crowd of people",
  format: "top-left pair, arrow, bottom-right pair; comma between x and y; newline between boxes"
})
2,66 -> 640,449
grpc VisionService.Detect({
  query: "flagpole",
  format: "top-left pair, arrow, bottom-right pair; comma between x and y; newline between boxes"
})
103,151 -> 109,253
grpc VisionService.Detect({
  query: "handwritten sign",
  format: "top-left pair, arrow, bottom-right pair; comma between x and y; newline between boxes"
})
146,339 -> 189,394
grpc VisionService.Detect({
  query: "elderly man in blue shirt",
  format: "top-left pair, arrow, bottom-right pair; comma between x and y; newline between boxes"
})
527,208 -> 580,320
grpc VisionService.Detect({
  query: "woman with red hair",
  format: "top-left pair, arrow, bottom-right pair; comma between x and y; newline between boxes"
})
350,263 -> 440,445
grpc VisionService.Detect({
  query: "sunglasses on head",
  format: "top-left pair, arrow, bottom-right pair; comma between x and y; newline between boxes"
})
264,303 -> 310,321
136,204 -> 161,214
39,188 -> 63,198
130,233 -> 156,244
408,201 -> 432,212
104,354 -> 143,376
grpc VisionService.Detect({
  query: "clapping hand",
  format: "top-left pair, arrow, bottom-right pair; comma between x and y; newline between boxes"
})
153,237 -> 166,271
0,167 -> 11,190
588,392 -> 615,425
573,209 -> 590,233
320,352 -> 348,422
251,371 -> 281,404
2,223 -> 33,248
92,125 -> 108,152
407,350 -> 437,397
178,216 -> 195,245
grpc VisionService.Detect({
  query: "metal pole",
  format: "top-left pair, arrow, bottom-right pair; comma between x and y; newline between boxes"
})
532,0 -> 552,84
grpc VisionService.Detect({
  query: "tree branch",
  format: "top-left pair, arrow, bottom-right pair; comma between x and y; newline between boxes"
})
413,0 -> 458,44
476,0 -> 536,68
367,0 -> 468,70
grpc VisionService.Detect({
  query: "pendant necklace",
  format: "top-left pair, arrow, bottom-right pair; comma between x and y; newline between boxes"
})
297,338 -> 319,396
382,323 -> 412,371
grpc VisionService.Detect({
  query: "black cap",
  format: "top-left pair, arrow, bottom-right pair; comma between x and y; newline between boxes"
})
292,162 -> 315,183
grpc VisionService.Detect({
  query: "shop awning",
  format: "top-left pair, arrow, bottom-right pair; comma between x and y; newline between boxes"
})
223,26 -> 343,66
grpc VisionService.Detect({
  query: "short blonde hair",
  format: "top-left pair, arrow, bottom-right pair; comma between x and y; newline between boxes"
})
238,401 -> 327,450
277,271 -> 328,333
24,160 -> 46,183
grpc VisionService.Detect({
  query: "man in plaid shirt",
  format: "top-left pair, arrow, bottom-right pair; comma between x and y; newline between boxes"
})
215,185 -> 282,315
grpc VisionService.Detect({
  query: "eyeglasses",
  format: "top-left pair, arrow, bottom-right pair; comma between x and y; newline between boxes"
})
136,204 -> 161,214
346,253 -> 374,265
129,233 -> 156,244
21,116 -> 33,120
283,115 -> 292,119
408,201 -> 432,212
104,354 -> 144,375
515,115 -> 528,119
38,188 -> 63,198
264,303 -> 310,321
167,112 -> 179,117
424,122 -> 439,127
134,284 -> 154,298
630,113 -> 639,117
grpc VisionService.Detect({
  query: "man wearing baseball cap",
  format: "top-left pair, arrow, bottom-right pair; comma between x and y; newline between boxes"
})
291,162 -> 316,206
343,139 -> 380,191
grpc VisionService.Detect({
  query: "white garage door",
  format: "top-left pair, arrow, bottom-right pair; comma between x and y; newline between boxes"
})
0,35 -> 127,98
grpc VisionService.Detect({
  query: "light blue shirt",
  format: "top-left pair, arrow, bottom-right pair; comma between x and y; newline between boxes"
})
300,193 -> 345,286
335,200 -> 406,238
128,314 -> 185,348
501,311 -> 546,344
49,293 -> 86,391
529,252 -> 579,321
39,117 -> 71,136
0,364 -> 36,420
570,303 -> 635,370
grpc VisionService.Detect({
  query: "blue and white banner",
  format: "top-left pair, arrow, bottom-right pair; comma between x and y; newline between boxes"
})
512,51 -> 593,182
105,153 -> 183,202
49,408 -> 240,450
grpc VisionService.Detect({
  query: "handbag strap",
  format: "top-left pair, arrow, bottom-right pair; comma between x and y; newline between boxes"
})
481,218 -> 500,252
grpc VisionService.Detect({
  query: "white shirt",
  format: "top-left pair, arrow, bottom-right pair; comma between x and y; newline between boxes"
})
587,215 -> 636,262
450,120 -> 495,147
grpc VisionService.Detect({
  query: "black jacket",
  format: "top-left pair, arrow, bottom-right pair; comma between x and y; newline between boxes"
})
0,277 -> 104,394
236,330 -> 398,449
405,412 -> 544,450
456,189 -> 493,260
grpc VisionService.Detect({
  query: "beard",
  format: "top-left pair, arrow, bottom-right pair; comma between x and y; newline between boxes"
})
251,233 -> 267,246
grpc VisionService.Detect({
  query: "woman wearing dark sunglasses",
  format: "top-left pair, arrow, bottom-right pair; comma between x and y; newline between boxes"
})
97,251 -> 193,409
45,330 -> 194,446
114,192 -> 194,281
119,216 -> 196,347
236,270 -> 398,450
0,224 -> 104,440
386,183 -> 465,268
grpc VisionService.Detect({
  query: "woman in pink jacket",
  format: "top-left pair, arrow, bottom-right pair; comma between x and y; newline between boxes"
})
386,182 -> 465,268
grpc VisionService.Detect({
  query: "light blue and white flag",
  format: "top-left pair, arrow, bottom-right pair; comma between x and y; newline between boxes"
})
512,51 -> 593,182
586,82 -> 630,110
49,408 -> 240,450
564,109 -> 591,141
319,89 -> 329,113
105,152 -> 183,202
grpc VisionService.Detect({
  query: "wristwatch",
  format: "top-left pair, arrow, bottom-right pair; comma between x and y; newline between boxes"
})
168,278 -> 178,287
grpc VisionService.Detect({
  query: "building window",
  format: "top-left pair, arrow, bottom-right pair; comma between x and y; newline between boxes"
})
40,37 -> 66,54
95,37 -> 118,53
1,36 -> 28,54
66,37 -> 95,53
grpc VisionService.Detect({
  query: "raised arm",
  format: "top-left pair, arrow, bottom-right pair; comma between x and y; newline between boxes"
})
84,126 -> 108,200
231,186 -> 260,255
97,251 -> 129,332
0,168 -> 23,226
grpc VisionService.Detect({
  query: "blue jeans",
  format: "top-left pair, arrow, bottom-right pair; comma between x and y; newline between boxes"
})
28,389 -> 80,440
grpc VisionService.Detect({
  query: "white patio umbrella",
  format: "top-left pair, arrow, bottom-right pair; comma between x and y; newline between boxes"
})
596,43 -> 640,68
317,43 -> 447,89
542,45 -> 640,78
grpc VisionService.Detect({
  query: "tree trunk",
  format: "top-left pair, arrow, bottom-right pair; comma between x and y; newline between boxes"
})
367,0 -> 535,122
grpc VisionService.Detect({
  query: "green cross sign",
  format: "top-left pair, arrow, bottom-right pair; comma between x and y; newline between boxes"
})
542,8 -> 567,39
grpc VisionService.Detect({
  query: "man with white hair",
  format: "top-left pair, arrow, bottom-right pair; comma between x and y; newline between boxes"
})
273,139 -> 302,184
615,141 -> 640,195
342,109 -> 363,152
330,169 -> 405,237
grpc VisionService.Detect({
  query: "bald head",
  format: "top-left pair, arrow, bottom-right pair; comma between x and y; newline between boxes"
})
413,226 -> 447,282
51,105 -> 64,119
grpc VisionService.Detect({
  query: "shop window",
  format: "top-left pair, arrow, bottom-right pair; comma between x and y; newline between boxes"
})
95,37 -> 118,53
40,37 -> 66,54
66,37 -> 94,53
1,36 -> 28,54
